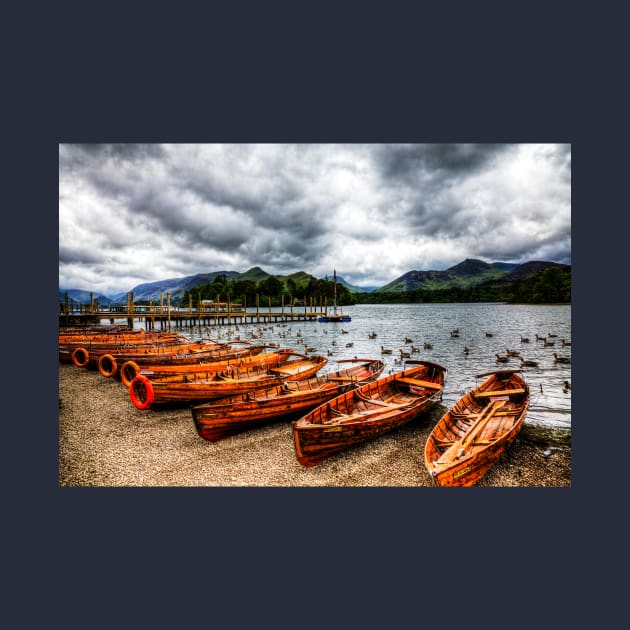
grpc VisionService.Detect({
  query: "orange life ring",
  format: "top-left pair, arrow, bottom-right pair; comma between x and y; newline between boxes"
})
129,375 -> 154,410
121,361 -> 141,388
72,347 -> 90,368
98,354 -> 118,378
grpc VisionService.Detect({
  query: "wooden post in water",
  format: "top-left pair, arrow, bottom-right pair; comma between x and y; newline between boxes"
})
256,294 -> 260,323
127,291 -> 134,329
159,293 -> 164,330
167,292 -> 171,331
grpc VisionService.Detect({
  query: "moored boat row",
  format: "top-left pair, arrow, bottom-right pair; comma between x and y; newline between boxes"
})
59,326 -> 532,486
293,360 -> 446,467
128,352 -> 329,409
191,357 -> 386,442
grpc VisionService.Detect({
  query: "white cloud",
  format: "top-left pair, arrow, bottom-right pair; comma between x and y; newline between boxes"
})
59,143 -> 571,294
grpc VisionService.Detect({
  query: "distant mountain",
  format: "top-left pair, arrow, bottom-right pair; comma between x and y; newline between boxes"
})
59,259 -> 565,305
236,266 -> 271,284
110,270 -> 241,303
59,289 -> 113,306
321,273 -> 378,293
376,259 -> 517,292
491,260 -> 566,284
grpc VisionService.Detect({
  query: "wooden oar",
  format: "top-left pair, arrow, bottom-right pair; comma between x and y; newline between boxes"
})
325,399 -> 416,424
435,399 -> 507,465
459,399 -> 506,450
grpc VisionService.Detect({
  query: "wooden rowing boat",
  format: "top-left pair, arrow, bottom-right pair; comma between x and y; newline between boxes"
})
97,342 -> 272,381
73,339 -> 258,373
292,360 -> 447,467
62,338 -> 220,368
191,358 -> 385,442
118,346 -> 289,387
423,369 -> 530,487
58,329 -> 181,345
129,353 -> 328,409
58,332 -> 190,364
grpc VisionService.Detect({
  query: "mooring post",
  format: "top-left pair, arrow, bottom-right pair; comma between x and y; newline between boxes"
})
167,292 -> 171,331
127,291 -> 134,329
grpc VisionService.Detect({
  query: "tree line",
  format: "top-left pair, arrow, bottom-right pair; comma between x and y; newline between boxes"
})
353,266 -> 571,305
179,274 -> 355,308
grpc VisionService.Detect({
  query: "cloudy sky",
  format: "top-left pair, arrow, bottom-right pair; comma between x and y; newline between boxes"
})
59,143 -> 571,296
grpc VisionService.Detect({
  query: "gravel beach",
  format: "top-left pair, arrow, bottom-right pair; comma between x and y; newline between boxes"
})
58,363 -> 571,487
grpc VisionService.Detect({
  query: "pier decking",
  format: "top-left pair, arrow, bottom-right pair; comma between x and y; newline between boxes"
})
59,291 -> 351,329
59,304 -> 329,329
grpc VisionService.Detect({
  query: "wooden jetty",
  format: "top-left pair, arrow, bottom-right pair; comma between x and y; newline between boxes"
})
59,291 -> 330,330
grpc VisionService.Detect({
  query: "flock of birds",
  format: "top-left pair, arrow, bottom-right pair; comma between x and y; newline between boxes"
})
174,320 -> 572,394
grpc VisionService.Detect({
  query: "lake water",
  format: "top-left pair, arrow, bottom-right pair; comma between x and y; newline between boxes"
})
120,302 -> 571,438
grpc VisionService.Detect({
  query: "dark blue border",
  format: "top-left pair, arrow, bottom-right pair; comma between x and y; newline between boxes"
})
9,3 -> 620,627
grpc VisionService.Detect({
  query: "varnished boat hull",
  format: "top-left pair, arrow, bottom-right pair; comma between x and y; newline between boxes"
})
193,383 -> 345,441
424,369 -> 530,487
191,359 -> 385,441
293,361 -> 447,467
118,348 -> 292,386
64,341 -> 229,369
129,355 -> 328,409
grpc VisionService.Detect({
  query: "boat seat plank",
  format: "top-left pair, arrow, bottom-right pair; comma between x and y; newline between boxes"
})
436,438 -> 495,447
453,410 -> 520,419
357,397 -> 396,407
473,388 -> 525,398
269,361 -> 313,375
395,377 -> 443,390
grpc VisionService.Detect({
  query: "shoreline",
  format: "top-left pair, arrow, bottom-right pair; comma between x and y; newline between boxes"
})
58,363 -> 571,487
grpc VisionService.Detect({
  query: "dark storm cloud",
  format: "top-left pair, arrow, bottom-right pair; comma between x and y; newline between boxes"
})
244,226 -> 331,271
59,245 -> 105,265
368,144 -> 518,239
68,143 -> 165,162
373,143 -> 512,185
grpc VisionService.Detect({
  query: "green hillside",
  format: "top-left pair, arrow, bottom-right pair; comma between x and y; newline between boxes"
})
377,259 -> 511,292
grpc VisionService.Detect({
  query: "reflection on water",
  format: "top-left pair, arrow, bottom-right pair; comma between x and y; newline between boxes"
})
131,302 -> 572,434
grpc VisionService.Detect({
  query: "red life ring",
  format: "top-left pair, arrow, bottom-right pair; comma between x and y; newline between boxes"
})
121,361 -> 141,388
98,354 -> 118,378
72,347 -> 90,368
129,375 -> 154,410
